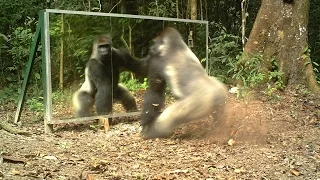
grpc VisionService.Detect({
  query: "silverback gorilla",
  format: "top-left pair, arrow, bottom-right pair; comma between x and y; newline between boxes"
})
141,27 -> 228,139
73,35 -> 147,118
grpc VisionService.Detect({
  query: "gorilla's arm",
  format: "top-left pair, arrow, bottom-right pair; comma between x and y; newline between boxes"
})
116,48 -> 149,77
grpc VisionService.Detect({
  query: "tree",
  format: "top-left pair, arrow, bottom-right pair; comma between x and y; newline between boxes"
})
190,0 -> 197,20
243,0 -> 320,94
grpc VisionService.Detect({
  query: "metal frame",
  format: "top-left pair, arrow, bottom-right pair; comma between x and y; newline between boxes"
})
14,9 -> 209,133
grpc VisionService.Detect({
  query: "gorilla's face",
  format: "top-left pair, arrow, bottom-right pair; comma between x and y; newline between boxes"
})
98,44 -> 111,56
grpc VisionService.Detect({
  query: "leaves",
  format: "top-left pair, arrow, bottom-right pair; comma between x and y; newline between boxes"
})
208,23 -> 242,81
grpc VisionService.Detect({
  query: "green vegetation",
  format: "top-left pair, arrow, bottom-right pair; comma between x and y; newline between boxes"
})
120,72 -> 149,91
230,54 -> 285,98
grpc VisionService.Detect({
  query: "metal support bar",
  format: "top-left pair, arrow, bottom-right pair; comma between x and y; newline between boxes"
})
44,9 -> 208,24
14,16 -> 42,123
206,22 -> 209,75
40,11 -> 54,133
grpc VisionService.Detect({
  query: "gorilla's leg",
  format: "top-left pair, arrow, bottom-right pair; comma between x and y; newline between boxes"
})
73,91 -> 94,117
94,83 -> 113,115
141,78 -> 166,136
72,67 -> 96,117
141,89 -> 165,125
144,81 -> 227,139
115,84 -> 138,112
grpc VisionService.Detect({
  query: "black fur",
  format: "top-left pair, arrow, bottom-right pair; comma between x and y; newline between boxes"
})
73,35 -> 147,118
283,0 -> 293,4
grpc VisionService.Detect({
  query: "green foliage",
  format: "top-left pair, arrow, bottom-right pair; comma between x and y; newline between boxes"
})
230,54 -> 285,97
313,61 -> 320,84
26,97 -> 44,112
231,54 -> 265,88
0,0 -> 45,34
0,84 -> 20,105
303,46 -> 320,85
0,33 -> 9,48
7,27 -> 37,84
208,23 -> 242,83
120,72 -> 148,91
58,141 -> 71,149
148,0 -> 177,17
309,2 -> 320,84
208,167 -> 216,176
3,26 -> 44,108
311,61 -> 320,85
266,59 -> 285,96
52,89 -> 72,102
123,78 -> 149,91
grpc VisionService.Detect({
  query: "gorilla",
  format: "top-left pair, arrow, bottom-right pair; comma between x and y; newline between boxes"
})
141,27 -> 228,139
73,35 -> 147,119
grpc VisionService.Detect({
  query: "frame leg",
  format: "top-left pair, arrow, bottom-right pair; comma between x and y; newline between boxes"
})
14,20 -> 42,124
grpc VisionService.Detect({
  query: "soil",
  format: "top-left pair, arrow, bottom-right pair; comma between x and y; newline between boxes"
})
0,86 -> 320,180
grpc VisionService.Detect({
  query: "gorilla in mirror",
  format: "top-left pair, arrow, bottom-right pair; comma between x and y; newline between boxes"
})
141,27 -> 228,139
73,35 -> 148,119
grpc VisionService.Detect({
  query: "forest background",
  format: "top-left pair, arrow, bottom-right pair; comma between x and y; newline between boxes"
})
0,0 -> 319,110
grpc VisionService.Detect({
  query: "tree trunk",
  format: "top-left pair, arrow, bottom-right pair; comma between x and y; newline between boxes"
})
244,0 -> 320,94
88,0 -> 91,12
121,0 -> 126,13
190,0 -> 197,20
241,0 -> 247,50
176,0 -> 179,18
59,14 -> 65,90
189,0 -> 197,48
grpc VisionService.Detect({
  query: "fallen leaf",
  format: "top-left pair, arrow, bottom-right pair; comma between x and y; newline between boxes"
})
87,174 -> 95,180
229,87 -> 239,94
11,169 -> 20,175
100,159 -> 109,164
43,155 -> 58,161
165,141 -> 176,145
2,155 -> 27,164
138,154 -> 148,159
172,169 -> 188,174
39,154 -> 46,157
295,161 -> 303,166
291,169 -> 300,176
228,139 -> 235,146
234,167 -> 246,173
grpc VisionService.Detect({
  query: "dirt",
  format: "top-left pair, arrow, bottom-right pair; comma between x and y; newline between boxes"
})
0,86 -> 320,180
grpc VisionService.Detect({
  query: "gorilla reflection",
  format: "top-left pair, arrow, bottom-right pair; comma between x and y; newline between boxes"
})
73,35 -> 147,119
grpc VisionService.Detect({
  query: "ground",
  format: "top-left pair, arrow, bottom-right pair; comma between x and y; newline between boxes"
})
0,86 -> 320,180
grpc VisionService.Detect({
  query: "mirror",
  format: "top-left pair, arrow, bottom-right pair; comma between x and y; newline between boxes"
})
47,13 -> 207,121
